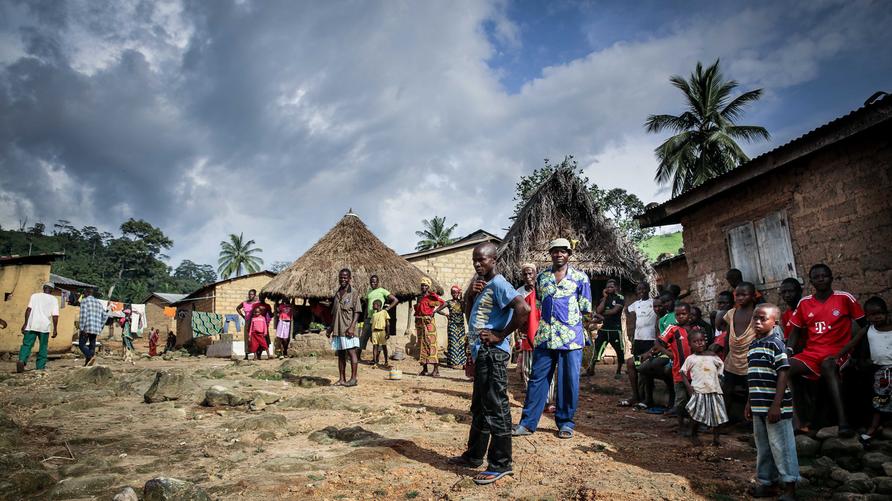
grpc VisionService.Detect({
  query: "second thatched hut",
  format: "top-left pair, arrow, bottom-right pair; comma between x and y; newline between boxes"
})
497,167 -> 654,294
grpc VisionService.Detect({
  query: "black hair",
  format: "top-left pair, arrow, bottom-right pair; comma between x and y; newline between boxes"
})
726,268 -> 743,279
249,289 -> 257,293
666,284 -> 681,298
809,263 -> 832,277
370,274 -> 379,280
717,290 -> 733,300
865,296 -> 888,313
691,305 -> 702,316
339,268 -> 352,276
780,277 -> 802,291
674,302 -> 691,312
735,281 -> 756,294
606,279 -> 617,286
659,290 -> 675,302
637,281 -> 650,291
373,299 -> 383,306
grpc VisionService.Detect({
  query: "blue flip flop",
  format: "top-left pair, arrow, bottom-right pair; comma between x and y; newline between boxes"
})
512,425 -> 533,436
558,426 -> 574,439
473,470 -> 513,485
645,406 -> 667,414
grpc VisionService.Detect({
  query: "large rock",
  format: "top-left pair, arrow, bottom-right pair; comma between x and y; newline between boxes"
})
251,390 -> 281,405
287,333 -> 330,356
232,414 -> 286,432
836,472 -> 874,494
796,434 -> 822,457
831,468 -> 853,484
884,462 -> 892,477
874,477 -> 892,494
817,426 -> 840,440
0,465 -> 54,498
822,437 -> 864,456
143,370 -> 198,404
49,474 -> 119,499
864,452 -> 892,470
63,365 -> 114,387
113,486 -> 140,501
143,477 -> 210,501
203,385 -> 248,407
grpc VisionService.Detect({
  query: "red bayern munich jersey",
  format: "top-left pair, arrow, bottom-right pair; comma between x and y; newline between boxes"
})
781,308 -> 796,341
790,291 -> 864,352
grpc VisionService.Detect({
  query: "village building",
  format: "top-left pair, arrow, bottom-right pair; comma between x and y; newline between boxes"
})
263,211 -> 439,356
173,271 -> 276,350
400,229 -> 502,346
0,253 -> 99,354
142,292 -> 187,337
651,253 -> 690,296
636,93 -> 892,308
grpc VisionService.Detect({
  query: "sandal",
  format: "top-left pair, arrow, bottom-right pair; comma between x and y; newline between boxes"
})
332,380 -> 346,386
512,425 -> 533,437
617,399 -> 633,407
345,379 -> 358,387
473,470 -> 513,485
558,426 -> 574,439
645,406 -> 667,414
634,402 -> 648,410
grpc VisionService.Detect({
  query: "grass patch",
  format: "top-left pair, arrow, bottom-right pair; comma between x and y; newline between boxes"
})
251,370 -> 283,381
405,491 -> 419,499
638,231 -> 683,262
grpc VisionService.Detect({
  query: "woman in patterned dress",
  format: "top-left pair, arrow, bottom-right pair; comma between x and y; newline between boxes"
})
436,285 -> 467,369
415,277 -> 445,377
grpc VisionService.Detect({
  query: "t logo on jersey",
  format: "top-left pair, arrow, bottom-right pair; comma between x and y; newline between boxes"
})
814,321 -> 829,334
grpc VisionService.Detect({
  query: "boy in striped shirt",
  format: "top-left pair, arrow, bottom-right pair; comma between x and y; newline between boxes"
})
745,303 -> 799,500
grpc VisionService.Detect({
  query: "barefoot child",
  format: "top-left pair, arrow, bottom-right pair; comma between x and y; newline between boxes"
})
370,300 -> 390,367
681,330 -> 727,445
248,307 -> 269,361
863,297 -> 892,439
654,302 -> 694,435
746,303 -> 799,500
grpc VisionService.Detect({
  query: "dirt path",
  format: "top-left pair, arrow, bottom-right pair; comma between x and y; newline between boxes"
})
0,350 -> 762,500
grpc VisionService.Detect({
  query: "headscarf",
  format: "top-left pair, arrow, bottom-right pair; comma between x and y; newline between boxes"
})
520,262 -> 538,273
420,277 -> 432,287
450,285 -> 461,294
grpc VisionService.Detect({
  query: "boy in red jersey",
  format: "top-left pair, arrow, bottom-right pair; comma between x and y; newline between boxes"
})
787,264 -> 867,438
652,302 -> 694,435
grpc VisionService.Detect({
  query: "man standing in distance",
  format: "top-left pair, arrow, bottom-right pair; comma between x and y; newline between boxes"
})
513,238 -> 592,439
451,242 -> 529,485
17,282 -> 59,372
359,274 -> 398,363
78,287 -> 107,367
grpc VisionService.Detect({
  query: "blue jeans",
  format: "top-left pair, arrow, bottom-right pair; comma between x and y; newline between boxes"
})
223,314 -> 242,335
519,347 -> 582,431
753,415 -> 800,485
78,332 -> 97,360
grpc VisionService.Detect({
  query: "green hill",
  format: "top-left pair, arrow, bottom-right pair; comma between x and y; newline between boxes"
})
638,231 -> 683,262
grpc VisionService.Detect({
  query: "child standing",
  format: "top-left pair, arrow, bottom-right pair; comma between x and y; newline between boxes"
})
275,299 -> 294,359
863,297 -> 892,439
746,303 -> 799,500
248,308 -> 269,361
370,300 -> 391,367
681,330 -> 728,445
654,302 -> 694,434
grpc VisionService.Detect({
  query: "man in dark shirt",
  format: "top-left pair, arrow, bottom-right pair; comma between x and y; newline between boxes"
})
593,279 -> 625,379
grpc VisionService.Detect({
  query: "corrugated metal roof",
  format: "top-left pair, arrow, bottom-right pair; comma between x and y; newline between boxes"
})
636,92 -> 892,227
150,292 -> 188,304
49,273 -> 96,288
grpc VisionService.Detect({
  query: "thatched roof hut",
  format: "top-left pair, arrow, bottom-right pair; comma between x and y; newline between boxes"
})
497,168 -> 654,286
262,212 -> 441,300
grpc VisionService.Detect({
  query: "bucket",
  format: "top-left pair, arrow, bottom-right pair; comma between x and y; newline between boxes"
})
388,368 -> 402,380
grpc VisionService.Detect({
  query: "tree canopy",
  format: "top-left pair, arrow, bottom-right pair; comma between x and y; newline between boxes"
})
414,216 -> 459,251
645,59 -> 769,196
217,233 -> 264,279
0,219 -> 216,302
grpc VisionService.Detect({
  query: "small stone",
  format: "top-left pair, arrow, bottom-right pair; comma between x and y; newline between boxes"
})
836,472 -> 873,494
822,437 -> 864,456
113,486 -> 139,501
203,385 -> 248,407
883,462 -> 892,476
248,399 -> 266,412
144,370 -> 199,404
831,467 -> 852,483
817,426 -> 840,440
796,434 -> 821,457
836,456 -> 862,472
143,477 -> 211,501
800,465 -> 817,479
251,390 -> 281,405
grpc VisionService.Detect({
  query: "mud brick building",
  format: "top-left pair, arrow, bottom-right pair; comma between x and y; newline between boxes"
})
637,93 -> 892,309
142,292 -> 187,336
652,254 -> 690,295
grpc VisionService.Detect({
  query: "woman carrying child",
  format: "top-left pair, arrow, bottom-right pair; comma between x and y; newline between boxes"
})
681,330 -> 728,445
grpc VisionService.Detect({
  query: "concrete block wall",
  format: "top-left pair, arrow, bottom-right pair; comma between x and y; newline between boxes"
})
683,124 -> 892,311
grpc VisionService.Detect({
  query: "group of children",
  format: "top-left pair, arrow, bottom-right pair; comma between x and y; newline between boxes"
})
618,265 -> 892,500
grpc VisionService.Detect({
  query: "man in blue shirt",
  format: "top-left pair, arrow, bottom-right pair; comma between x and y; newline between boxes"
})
514,238 -> 593,439
450,242 -> 529,485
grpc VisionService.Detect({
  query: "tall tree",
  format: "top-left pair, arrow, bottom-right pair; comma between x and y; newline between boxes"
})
174,260 -> 217,287
218,233 -> 264,279
645,60 -> 769,196
414,216 -> 458,251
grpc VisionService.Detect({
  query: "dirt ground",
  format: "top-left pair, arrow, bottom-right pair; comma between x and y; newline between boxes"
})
0,343 -> 768,501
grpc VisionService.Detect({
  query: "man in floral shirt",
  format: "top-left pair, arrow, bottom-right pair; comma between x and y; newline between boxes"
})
514,238 -> 593,439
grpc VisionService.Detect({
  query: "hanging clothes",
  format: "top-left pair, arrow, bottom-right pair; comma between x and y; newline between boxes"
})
191,312 -> 224,337
131,304 -> 147,334
108,301 -> 124,312
163,307 -> 177,318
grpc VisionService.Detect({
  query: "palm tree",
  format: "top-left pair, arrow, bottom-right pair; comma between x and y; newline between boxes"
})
645,60 -> 770,197
414,216 -> 458,251
217,233 -> 264,279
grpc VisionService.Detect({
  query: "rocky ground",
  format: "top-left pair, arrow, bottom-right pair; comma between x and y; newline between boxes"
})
1,343 -> 818,501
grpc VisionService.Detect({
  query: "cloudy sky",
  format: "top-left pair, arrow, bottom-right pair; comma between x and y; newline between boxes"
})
1,0 -> 890,270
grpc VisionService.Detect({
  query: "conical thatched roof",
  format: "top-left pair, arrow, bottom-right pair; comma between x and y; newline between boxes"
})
262,212 -> 440,300
497,168 -> 654,286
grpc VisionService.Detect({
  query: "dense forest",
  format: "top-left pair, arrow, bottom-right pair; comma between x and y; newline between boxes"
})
0,219 -> 216,303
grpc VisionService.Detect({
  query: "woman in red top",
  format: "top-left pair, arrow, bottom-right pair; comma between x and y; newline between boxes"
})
415,277 -> 445,377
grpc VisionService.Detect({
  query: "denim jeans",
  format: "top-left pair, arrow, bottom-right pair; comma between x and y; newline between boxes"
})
463,344 -> 512,472
18,330 -> 49,369
520,347 -> 582,431
78,332 -> 97,360
222,314 -> 242,335
753,415 -> 801,485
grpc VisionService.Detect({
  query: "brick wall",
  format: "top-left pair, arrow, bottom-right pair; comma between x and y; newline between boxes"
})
145,297 -> 175,335
682,124 -> 892,310
653,256 -> 690,295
